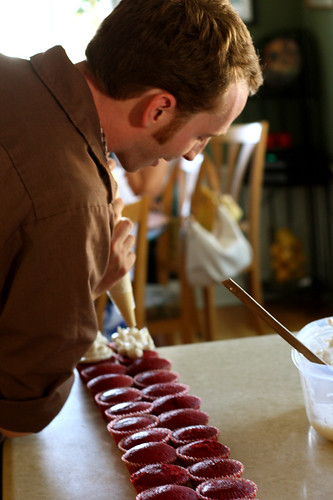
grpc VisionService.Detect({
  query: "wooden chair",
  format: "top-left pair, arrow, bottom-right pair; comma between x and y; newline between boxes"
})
193,120 -> 269,338
96,195 -> 150,331
145,158 -> 203,344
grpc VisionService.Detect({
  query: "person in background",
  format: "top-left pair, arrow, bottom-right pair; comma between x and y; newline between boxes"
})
126,160 -> 170,203
0,0 -> 263,438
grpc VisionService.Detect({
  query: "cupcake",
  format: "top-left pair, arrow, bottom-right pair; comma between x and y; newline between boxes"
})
171,425 -> 220,446
176,439 -> 230,466
188,458 -> 244,486
130,463 -> 190,493
134,370 -> 179,389
118,428 -> 172,453
127,357 -> 172,376
158,408 -> 209,430
95,387 -> 142,413
142,383 -> 189,402
76,354 -> 117,376
86,373 -> 133,396
196,478 -> 258,499
104,401 -> 153,421
121,441 -> 177,473
152,394 -> 201,416
80,360 -> 126,383
117,350 -> 159,366
136,484 -> 197,499
107,414 -> 159,444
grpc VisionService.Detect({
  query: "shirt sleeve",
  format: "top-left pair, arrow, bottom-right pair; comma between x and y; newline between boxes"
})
0,151 -> 113,432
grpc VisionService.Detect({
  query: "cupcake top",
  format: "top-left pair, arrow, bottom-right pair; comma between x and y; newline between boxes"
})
104,401 -> 153,420
109,414 -> 158,433
196,478 -> 258,499
134,370 -> 179,389
118,428 -> 172,452
171,425 -> 219,446
127,357 -> 172,376
112,326 -> 155,359
79,331 -> 114,363
130,463 -> 189,493
176,439 -> 230,465
80,360 -> 126,383
158,408 -> 209,430
86,373 -> 133,395
95,387 -> 142,406
122,442 -> 177,468
142,383 -> 189,402
136,484 -> 198,500
152,394 -> 201,415
188,458 -> 244,484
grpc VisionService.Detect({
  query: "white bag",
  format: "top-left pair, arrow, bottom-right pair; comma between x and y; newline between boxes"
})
185,203 -> 253,286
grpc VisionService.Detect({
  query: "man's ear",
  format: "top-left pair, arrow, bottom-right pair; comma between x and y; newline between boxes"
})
142,92 -> 177,127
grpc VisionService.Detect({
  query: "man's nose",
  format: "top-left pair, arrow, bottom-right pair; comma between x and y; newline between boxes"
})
182,140 -> 208,161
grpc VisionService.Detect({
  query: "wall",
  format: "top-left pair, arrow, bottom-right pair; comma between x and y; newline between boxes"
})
246,0 -> 333,162
238,1 -> 333,292
302,9 -> 333,162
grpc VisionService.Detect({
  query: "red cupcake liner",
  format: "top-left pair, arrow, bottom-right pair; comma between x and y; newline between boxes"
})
152,393 -> 201,416
127,357 -> 172,376
136,484 -> 198,499
188,458 -> 244,486
104,401 -> 153,421
134,370 -> 180,389
107,414 -> 159,444
130,463 -> 190,493
176,439 -> 231,466
80,360 -> 126,383
196,478 -> 258,499
171,425 -> 220,446
158,408 -> 209,430
95,387 -> 142,410
86,373 -> 133,395
118,428 -> 172,453
121,441 -> 177,473
142,383 -> 189,402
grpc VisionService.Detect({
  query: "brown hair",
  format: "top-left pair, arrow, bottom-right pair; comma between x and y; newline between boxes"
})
85,0 -> 263,114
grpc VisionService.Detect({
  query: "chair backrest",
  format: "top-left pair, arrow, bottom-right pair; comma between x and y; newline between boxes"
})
122,195 -> 150,328
195,120 -> 269,248
190,120 -> 269,317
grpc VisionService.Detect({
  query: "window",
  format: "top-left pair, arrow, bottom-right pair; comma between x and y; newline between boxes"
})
0,0 -> 114,62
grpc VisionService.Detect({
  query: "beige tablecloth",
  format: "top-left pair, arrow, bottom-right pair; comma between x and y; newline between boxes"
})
2,334 -> 333,499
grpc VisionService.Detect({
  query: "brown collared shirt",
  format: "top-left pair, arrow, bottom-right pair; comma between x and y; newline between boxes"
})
0,46 -> 117,432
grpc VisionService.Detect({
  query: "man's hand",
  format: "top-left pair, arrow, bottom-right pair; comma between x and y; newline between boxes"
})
93,216 -> 136,299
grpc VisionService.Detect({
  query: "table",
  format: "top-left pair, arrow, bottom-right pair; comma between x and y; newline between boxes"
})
2,335 -> 333,500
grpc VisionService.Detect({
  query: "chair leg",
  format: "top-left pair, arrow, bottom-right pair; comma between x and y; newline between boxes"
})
202,285 -> 216,341
178,239 -> 200,344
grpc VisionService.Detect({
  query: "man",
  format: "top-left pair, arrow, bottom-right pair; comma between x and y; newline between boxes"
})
0,0 -> 262,437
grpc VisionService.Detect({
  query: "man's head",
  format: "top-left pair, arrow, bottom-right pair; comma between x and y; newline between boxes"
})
85,0 -> 262,116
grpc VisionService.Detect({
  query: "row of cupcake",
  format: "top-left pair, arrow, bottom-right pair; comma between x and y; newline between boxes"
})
77,333 -> 258,499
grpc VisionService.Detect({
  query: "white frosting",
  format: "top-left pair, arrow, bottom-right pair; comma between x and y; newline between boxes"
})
80,331 -> 114,363
316,335 -> 333,365
112,326 -> 155,359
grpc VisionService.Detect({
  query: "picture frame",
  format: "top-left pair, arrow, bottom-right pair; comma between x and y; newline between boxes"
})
230,0 -> 255,24
306,0 -> 333,7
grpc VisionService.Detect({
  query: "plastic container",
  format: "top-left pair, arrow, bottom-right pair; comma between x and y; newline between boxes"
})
291,317 -> 333,441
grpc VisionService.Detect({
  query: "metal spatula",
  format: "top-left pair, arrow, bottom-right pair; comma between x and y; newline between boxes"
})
222,278 -> 327,365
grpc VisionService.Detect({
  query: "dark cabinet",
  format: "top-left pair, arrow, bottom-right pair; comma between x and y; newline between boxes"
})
241,28 -> 330,186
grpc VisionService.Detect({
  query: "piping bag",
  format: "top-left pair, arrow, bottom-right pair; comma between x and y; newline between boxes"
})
107,184 -> 137,328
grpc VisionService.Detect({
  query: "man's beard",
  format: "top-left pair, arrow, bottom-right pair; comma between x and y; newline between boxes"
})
152,111 -> 189,145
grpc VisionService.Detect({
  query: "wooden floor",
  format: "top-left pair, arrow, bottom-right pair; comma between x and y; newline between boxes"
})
153,283 -> 333,346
